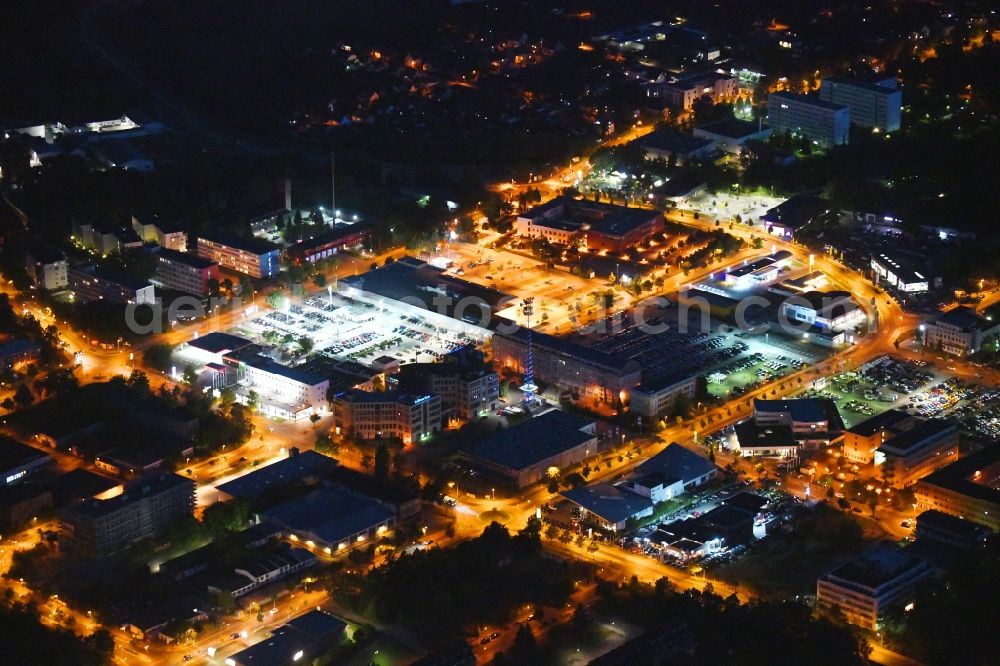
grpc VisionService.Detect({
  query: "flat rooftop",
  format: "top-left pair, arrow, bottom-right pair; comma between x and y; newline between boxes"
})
264,487 -> 395,545
216,450 -> 338,500
695,118 -> 770,139
68,472 -> 192,519
877,418 -> 956,456
186,332 -> 255,356
918,445 -> 1000,506
640,130 -> 713,155
341,257 -> 512,314
734,420 -> 798,448
847,409 -> 913,437
760,195 -> 830,230
0,437 -> 49,473
463,409 -> 595,472
197,231 -> 279,255
769,91 -> 849,112
825,543 -> 926,589
152,246 -> 217,269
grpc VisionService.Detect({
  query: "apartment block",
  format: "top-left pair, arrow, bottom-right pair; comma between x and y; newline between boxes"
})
767,91 -> 850,147
150,247 -> 219,296
819,75 -> 901,132
62,472 -> 195,558
196,233 -> 279,278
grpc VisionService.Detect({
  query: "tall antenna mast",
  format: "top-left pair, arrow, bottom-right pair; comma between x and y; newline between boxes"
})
520,297 -> 538,406
330,148 -> 337,221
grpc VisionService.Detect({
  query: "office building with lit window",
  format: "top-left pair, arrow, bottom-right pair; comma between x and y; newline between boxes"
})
914,446 -> 1000,531
331,389 -> 442,445
817,543 -> 932,630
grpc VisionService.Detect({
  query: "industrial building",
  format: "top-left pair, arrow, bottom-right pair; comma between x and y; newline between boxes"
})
460,409 -> 598,487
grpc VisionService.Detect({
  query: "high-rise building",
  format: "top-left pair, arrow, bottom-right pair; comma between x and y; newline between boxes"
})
819,75 -> 901,132
63,472 -> 195,558
767,91 -> 850,147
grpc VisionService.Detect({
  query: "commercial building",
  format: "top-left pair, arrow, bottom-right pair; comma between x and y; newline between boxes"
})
396,361 -> 499,422
224,610 -> 347,666
493,327 -> 643,405
25,248 -> 68,290
0,340 -> 41,371
766,91 -> 850,147
638,130 -> 716,165
0,438 -> 51,487
459,409 -> 598,487
915,446 -> 1000,531
205,544 -> 316,599
286,222 -> 372,265
914,510 -> 992,550
843,409 -> 915,465
819,75 -> 902,133
633,443 -> 717,495
653,518 -> 724,561
816,544 -> 932,630
644,72 -> 738,111
875,418 -> 959,488
752,398 -> 844,446
340,257 -> 511,329
562,443 -> 716,531
131,214 -> 188,251
871,249 -> 937,293
561,483 -> 654,532
295,355 -> 380,394
780,290 -> 866,332
732,420 -> 800,461
263,486 -> 396,554
149,246 -> 219,296
62,472 -> 195,558
629,373 -> 697,421
692,118 -> 772,154
922,306 -> 1000,356
181,332 -> 256,366
216,449 -> 338,502
331,389 -> 442,445
67,264 -> 156,305
760,195 -> 831,238
196,233 -> 280,279
515,197 -> 664,253
723,251 -> 791,288
235,352 -> 330,420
